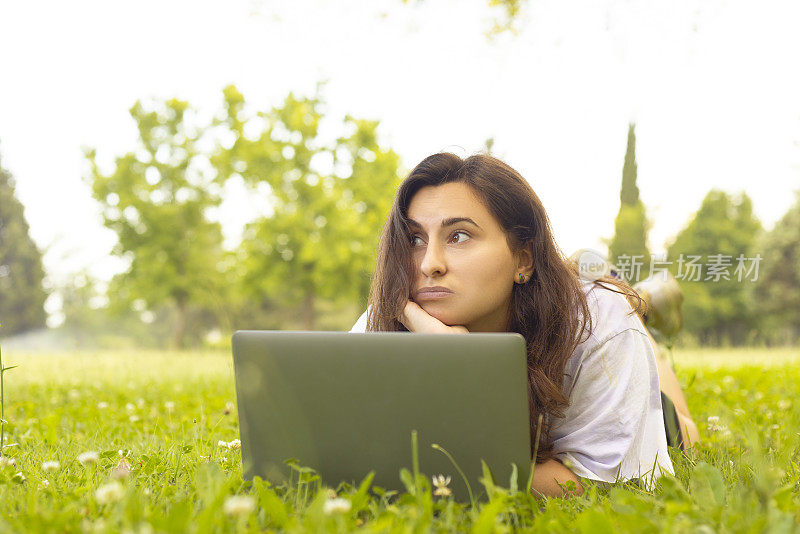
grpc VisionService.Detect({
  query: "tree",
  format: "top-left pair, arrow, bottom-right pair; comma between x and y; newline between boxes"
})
213,85 -> 403,330
754,191 -> 800,343
0,149 -> 47,335
666,190 -> 763,345
334,116 -> 405,306
608,123 -> 650,281
85,99 -> 226,348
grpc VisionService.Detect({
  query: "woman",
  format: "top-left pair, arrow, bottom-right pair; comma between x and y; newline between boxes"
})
349,152 -> 693,497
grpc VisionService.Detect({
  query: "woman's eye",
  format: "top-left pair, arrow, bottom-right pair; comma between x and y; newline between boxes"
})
450,231 -> 470,243
410,232 -> 469,246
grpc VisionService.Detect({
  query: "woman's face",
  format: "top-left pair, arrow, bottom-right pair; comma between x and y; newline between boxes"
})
407,182 -> 530,332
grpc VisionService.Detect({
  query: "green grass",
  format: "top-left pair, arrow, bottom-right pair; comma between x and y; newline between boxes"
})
0,347 -> 798,533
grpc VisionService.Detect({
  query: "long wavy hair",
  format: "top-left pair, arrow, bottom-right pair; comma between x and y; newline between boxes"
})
366,152 -> 643,462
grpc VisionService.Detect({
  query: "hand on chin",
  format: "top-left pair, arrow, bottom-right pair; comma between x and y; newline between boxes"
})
399,300 -> 469,334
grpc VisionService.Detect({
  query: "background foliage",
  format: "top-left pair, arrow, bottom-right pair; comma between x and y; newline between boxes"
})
666,190 -> 763,345
0,153 -> 47,336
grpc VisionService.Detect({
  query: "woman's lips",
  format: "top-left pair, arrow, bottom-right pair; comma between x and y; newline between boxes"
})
415,287 -> 454,300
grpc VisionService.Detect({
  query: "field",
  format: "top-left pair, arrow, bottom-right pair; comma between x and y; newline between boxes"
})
0,347 -> 798,533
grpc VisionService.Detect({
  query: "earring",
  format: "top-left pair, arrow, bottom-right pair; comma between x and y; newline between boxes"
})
519,273 -> 525,283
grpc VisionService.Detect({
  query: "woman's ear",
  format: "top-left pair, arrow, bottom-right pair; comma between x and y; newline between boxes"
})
515,241 -> 534,281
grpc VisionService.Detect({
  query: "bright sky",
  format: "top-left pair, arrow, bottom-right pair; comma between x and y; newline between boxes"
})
1,0 -> 799,319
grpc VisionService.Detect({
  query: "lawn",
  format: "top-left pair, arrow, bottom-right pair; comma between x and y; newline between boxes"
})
0,347 -> 798,533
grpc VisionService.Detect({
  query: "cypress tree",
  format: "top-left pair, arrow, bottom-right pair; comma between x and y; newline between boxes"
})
620,123 -> 640,206
0,148 -> 47,335
608,123 -> 650,281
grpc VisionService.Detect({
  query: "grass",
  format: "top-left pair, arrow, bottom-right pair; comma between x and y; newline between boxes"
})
0,347 -> 798,532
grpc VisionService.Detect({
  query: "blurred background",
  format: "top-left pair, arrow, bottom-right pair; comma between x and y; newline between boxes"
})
0,0 -> 798,350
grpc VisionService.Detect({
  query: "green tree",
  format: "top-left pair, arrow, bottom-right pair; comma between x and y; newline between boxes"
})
666,190 -> 763,345
85,99 -> 226,348
754,191 -> 800,344
608,123 -> 650,281
213,86 -> 402,330
0,150 -> 47,335
334,116 -> 404,306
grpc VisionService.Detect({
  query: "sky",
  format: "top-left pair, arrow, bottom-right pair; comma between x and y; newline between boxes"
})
1,0 -> 799,322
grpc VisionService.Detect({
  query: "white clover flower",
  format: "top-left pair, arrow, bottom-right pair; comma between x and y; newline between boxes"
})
136,398 -> 146,409
111,458 -> 132,479
95,481 -> 125,504
778,400 -> 791,411
97,402 -> 109,409
164,401 -> 175,413
227,439 -> 241,450
707,416 -> 727,433
125,403 -> 136,412
432,474 -> 452,497
432,474 -> 451,487
433,486 -> 452,497
224,401 -> 235,415
771,424 -> 780,431
129,415 -> 140,423
223,495 -> 256,517
218,440 -> 229,448
323,497 -> 352,515
0,456 -> 16,468
42,460 -> 60,472
41,479 -> 50,488
78,451 -> 99,466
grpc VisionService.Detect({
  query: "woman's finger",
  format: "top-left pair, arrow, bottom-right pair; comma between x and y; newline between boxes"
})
400,300 -> 424,331
400,300 -> 468,334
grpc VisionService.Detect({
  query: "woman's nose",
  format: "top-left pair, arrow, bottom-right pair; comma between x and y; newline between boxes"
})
420,242 -> 446,277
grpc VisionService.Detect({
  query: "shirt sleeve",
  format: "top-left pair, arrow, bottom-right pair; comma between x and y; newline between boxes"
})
549,327 -> 669,484
349,308 -> 369,333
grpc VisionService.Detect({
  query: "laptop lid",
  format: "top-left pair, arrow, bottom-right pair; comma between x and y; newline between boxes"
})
232,331 -> 531,501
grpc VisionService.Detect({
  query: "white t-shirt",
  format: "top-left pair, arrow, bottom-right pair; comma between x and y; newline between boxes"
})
348,280 -> 675,488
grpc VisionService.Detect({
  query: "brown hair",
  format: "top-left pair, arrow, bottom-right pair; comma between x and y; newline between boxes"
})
366,152 -> 643,462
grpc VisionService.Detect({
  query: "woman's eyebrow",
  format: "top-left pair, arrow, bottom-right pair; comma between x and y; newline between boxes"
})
407,217 -> 482,230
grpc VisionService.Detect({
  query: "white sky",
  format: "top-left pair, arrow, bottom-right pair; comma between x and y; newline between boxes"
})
1,0 -> 799,313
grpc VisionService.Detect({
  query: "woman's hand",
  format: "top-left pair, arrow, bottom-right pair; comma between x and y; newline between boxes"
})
399,300 -> 469,334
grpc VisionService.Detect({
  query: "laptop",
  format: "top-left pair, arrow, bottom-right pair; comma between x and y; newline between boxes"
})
232,330 -> 531,501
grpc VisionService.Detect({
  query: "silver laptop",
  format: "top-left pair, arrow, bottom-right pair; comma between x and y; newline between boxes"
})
232,331 -> 531,501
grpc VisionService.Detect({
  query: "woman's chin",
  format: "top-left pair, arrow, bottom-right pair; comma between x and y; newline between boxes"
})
420,304 -> 463,326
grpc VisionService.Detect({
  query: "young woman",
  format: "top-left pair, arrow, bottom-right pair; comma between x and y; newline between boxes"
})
349,152 -> 694,497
